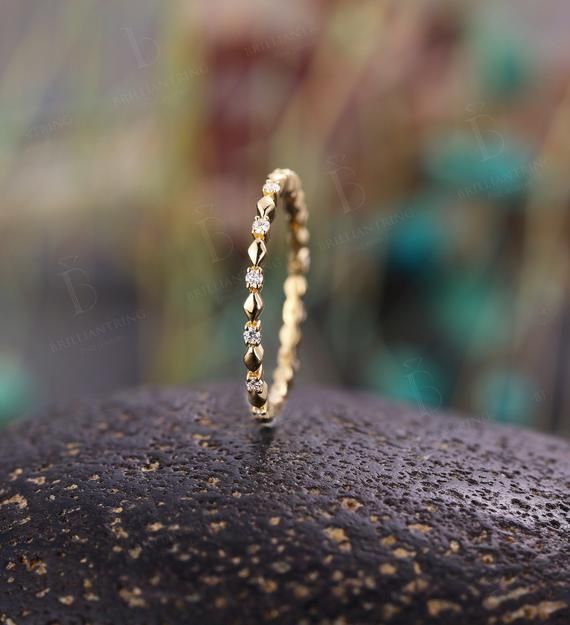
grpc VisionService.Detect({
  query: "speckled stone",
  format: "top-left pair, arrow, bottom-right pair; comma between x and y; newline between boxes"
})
0,385 -> 569,625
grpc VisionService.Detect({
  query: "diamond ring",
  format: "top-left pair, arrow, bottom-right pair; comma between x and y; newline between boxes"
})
242,169 -> 310,424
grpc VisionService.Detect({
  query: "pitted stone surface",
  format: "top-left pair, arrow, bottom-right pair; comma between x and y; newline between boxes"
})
0,385 -> 569,625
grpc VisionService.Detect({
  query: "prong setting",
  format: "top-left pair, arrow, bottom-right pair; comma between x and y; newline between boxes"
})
252,216 -> 270,236
243,323 -> 261,346
263,181 -> 280,196
245,266 -> 264,290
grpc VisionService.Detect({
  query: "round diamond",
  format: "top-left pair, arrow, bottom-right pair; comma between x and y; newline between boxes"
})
243,326 -> 261,345
263,181 -> 280,195
252,216 -> 270,236
245,267 -> 263,289
246,378 -> 264,393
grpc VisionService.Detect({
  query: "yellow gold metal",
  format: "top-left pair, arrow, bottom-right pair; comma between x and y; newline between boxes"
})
283,298 -> 303,326
289,247 -> 311,274
248,380 -> 269,407
284,275 -> 308,298
294,226 -> 310,247
257,197 -> 276,222
243,292 -> 264,321
279,324 -> 301,348
294,207 -> 309,225
244,345 -> 264,371
242,168 -> 310,424
248,239 -> 267,266
247,365 -> 263,380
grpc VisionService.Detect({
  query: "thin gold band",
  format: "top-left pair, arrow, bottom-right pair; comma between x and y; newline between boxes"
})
243,168 -> 310,424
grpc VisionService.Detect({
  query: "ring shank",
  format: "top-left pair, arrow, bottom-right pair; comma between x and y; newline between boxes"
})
243,169 -> 310,422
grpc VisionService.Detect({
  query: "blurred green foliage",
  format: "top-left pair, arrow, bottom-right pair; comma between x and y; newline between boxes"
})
0,356 -> 34,426
474,369 -> 536,426
1,1 -> 568,437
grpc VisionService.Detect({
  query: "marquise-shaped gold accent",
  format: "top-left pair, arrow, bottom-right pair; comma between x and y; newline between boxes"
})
244,292 -> 264,321
257,196 -> 276,222
244,345 -> 264,371
248,239 -> 267,266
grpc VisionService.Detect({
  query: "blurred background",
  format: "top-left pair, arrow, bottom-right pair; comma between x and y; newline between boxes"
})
1,0 -> 569,436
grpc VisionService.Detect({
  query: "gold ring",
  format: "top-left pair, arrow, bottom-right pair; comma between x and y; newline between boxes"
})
242,168 -> 310,424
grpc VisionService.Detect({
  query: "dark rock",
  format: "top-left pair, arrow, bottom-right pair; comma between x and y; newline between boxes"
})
0,384 -> 569,625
